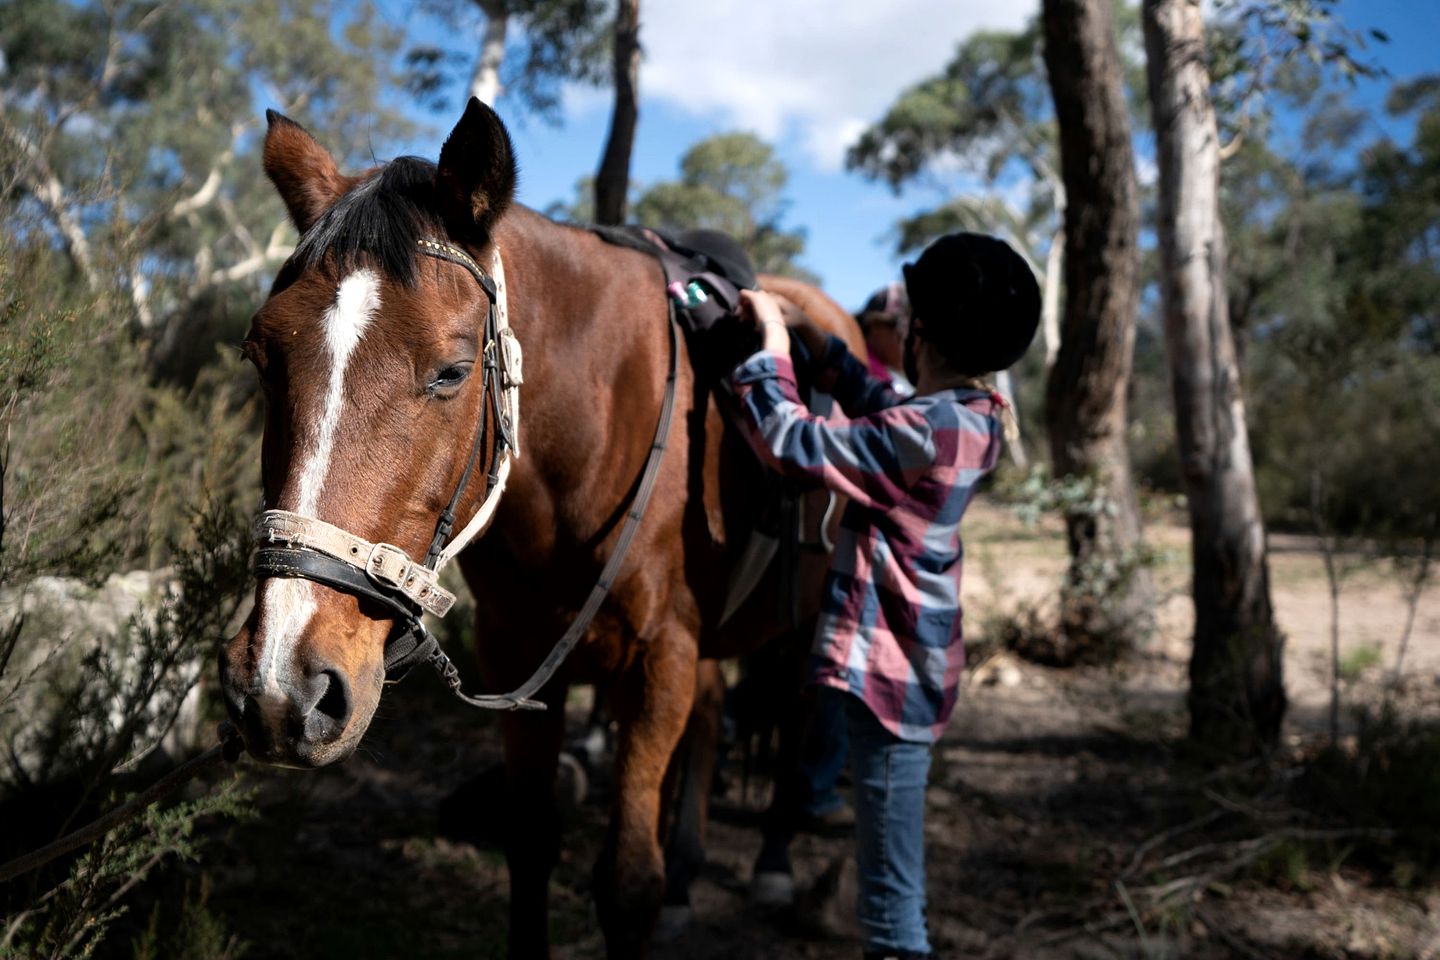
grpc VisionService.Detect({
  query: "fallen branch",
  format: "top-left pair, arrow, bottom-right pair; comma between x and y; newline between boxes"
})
1120,807 -> 1226,879
0,724 -> 244,886
1194,905 -> 1273,960
1136,826 -> 1398,909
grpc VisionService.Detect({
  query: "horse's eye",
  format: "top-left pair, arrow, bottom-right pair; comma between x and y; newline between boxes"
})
428,361 -> 473,396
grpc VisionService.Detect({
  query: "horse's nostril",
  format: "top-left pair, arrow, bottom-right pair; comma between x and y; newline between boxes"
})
308,667 -> 352,739
312,673 -> 348,725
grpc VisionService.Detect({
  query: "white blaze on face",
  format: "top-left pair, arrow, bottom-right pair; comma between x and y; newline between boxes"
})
254,270 -> 381,708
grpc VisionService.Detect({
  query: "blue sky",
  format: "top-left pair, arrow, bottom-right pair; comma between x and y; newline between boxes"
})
376,0 -> 1439,312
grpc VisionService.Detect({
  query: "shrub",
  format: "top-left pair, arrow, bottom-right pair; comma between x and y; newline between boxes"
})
0,241 -> 255,958
1296,705 -> 1440,879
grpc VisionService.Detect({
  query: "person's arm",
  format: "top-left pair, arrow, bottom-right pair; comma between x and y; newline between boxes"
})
774,301 -> 906,419
728,292 -> 935,510
812,334 -> 906,417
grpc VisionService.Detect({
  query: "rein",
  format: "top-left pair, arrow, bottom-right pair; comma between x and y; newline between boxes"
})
250,238 -> 679,713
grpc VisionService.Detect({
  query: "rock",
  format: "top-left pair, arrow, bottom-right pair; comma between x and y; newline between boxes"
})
556,751 -> 588,814
748,870 -> 796,910
975,653 -> 1024,688
653,904 -> 693,943
996,663 -> 1023,687
0,569 -> 213,773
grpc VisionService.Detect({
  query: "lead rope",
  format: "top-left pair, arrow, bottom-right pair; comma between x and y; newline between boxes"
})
424,303 -> 682,711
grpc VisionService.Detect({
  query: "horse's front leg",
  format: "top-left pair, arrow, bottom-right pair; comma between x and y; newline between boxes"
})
596,622 -> 698,958
660,659 -> 725,930
499,680 -> 569,960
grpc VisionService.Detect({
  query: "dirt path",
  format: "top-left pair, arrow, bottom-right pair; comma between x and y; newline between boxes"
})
180,503 -> 1440,960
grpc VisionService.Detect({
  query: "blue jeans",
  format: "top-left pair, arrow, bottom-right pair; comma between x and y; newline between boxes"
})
843,689 -> 933,956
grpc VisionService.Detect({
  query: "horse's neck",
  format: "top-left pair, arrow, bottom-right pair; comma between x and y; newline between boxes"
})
487,209 -> 671,553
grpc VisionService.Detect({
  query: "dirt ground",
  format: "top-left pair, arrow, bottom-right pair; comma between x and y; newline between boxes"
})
181,501 -> 1440,960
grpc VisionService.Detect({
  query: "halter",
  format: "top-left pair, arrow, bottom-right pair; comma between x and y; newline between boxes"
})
250,238 -> 680,712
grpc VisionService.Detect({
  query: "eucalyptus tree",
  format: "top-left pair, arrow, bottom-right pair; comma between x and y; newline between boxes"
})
593,0 -> 639,225
0,0 -> 414,362
850,12 -> 1157,647
1144,0 -> 1389,754
1144,0 -> 1284,752
632,132 -> 812,278
416,0 -> 610,111
847,23 -> 1066,366
1039,0 -> 1157,655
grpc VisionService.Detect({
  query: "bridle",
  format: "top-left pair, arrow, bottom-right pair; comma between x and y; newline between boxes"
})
251,238 -> 680,712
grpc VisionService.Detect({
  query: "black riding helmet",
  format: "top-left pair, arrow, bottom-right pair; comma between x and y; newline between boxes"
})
901,232 -> 1040,376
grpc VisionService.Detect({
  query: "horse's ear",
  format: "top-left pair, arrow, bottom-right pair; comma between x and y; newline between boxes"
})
435,98 -> 517,240
263,110 -> 347,233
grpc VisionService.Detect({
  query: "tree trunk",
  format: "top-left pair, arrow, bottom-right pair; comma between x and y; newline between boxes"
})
1041,0 -> 1155,656
593,0 -> 640,226
469,0 -> 509,106
1143,0 -> 1285,754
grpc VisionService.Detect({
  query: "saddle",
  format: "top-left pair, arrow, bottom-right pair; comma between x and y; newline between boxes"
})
592,225 -> 751,338
591,224 -> 834,627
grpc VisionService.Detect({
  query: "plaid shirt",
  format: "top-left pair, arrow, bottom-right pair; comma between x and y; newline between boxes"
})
730,336 -> 1003,742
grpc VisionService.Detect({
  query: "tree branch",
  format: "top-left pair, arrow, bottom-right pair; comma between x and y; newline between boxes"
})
206,221 -> 291,287
169,122 -> 245,219
0,116 -> 101,290
470,0 -> 510,105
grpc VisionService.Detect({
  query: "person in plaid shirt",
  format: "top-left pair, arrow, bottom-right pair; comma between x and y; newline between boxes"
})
730,233 -> 1040,960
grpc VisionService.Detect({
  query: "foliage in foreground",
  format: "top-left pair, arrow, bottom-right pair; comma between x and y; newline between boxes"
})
0,243 -> 255,957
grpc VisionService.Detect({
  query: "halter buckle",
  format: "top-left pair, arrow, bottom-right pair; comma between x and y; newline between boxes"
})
365,542 -> 415,592
499,327 -> 524,387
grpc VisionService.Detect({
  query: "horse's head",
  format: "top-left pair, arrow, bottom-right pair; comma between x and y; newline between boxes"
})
220,100 -> 517,767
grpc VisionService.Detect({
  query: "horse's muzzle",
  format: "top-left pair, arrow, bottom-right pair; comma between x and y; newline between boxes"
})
218,644 -> 359,768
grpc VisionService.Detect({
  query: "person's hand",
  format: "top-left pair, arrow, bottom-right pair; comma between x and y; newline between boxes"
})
739,289 -> 790,354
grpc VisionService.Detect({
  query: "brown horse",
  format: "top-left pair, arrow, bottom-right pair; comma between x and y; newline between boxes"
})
219,98 -> 861,958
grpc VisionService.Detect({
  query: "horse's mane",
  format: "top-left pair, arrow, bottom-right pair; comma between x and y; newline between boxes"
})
290,156 -> 447,288
282,154 -> 653,296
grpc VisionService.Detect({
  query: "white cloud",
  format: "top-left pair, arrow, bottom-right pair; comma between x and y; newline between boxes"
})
559,83 -> 611,119
803,116 -> 870,174
569,0 -> 1037,171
